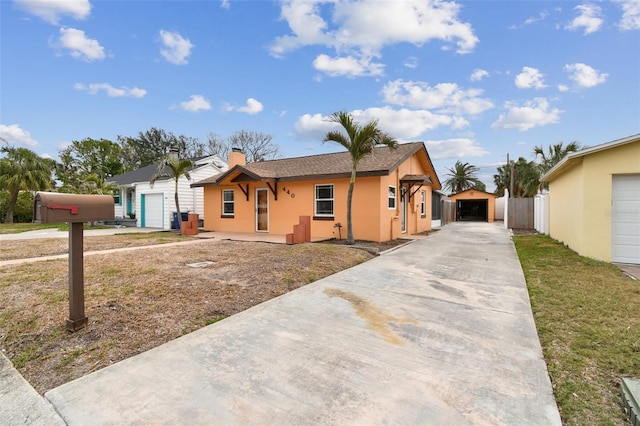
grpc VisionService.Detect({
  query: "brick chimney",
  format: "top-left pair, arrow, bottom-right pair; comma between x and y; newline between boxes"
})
228,148 -> 246,168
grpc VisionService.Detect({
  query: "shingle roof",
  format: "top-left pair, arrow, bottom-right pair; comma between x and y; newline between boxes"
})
193,142 -> 439,187
107,163 -> 162,185
108,155 -> 226,186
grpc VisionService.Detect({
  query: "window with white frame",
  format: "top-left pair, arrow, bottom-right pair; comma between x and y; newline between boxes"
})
388,186 -> 396,209
420,191 -> 426,217
222,189 -> 234,216
315,184 -> 334,217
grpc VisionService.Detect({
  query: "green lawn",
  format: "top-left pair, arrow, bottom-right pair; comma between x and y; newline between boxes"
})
513,234 -> 640,425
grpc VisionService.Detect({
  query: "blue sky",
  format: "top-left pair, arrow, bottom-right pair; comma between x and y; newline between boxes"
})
1,0 -> 639,190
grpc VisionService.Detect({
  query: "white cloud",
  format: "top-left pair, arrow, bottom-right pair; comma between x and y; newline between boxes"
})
425,138 -> 489,159
14,0 -> 91,24
220,0 -> 230,10
270,0 -> 478,76
237,98 -> 264,115
509,10 -> 550,29
159,30 -> 194,65
312,54 -> 384,77
225,98 -> 264,115
515,66 -> 547,89
0,124 -> 38,147
615,0 -> 640,30
75,83 -> 146,98
558,84 -> 570,92
403,56 -> 418,69
52,27 -> 105,61
566,4 -> 603,34
564,63 -> 608,88
492,98 -> 562,131
180,95 -> 212,112
294,106 -> 466,142
381,79 -> 494,115
470,68 -> 489,81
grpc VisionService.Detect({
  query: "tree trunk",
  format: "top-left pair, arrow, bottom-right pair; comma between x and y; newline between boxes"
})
174,179 -> 182,230
346,167 -> 356,245
4,189 -> 19,224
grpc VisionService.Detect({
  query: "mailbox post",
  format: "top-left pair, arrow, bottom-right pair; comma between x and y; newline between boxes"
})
34,192 -> 114,332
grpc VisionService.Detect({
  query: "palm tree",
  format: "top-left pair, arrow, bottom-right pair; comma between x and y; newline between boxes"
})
0,146 -> 53,223
493,157 -> 540,197
534,141 -> 581,174
443,161 -> 482,194
150,152 -> 193,229
323,111 -> 398,245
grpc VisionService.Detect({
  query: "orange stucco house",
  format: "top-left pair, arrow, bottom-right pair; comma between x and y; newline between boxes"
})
192,142 -> 442,242
448,189 -> 498,222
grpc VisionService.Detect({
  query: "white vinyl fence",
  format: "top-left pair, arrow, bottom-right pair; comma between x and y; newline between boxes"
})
534,192 -> 549,235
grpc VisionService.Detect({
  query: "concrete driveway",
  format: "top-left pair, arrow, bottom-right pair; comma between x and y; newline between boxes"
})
45,221 -> 560,425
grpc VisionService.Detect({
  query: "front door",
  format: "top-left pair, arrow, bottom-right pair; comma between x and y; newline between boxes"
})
256,188 -> 269,232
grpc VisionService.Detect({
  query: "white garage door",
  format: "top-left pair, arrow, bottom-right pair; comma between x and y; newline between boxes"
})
612,175 -> 640,264
142,193 -> 164,228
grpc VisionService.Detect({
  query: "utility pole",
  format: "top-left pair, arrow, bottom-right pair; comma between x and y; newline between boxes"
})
508,153 -> 515,198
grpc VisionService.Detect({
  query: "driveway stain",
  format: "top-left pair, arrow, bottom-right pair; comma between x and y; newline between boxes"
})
324,288 -> 417,345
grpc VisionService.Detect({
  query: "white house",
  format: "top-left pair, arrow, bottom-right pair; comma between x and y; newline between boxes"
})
108,155 -> 228,230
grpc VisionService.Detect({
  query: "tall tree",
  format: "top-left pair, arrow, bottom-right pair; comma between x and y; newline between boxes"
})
56,138 -> 123,192
149,152 -> 193,229
323,111 -> 398,245
119,128 -> 204,171
206,130 -> 281,163
534,141 -> 581,188
443,161 -> 482,194
0,145 -> 53,223
493,157 -> 540,197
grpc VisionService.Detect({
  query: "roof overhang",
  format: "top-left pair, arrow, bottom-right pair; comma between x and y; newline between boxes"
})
542,133 -> 640,182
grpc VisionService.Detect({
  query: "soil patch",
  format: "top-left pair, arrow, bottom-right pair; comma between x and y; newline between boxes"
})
0,240 -> 373,394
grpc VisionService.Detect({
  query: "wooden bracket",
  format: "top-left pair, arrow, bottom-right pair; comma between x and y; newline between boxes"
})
237,184 -> 249,201
266,181 -> 278,201
408,183 -> 424,202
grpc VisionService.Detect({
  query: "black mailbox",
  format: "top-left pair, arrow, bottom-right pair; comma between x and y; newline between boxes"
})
34,192 -> 114,223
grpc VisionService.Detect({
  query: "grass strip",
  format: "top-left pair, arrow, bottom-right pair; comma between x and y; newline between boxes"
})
513,234 -> 640,425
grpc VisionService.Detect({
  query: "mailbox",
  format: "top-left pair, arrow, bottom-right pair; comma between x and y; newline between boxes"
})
34,192 -> 114,224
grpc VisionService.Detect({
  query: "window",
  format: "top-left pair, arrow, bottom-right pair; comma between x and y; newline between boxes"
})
113,190 -> 121,206
315,184 -> 334,217
222,190 -> 234,216
420,191 -> 426,217
388,186 -> 396,209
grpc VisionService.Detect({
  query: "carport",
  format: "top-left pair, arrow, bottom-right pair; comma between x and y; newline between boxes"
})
449,189 -> 497,223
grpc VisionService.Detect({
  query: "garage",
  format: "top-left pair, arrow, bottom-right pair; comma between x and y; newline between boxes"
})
141,193 -> 164,228
456,199 -> 488,221
448,189 -> 497,223
612,174 -> 640,264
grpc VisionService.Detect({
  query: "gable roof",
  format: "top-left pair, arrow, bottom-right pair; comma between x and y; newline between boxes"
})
192,142 -> 441,190
449,188 -> 498,198
108,155 -> 227,186
542,133 -> 640,182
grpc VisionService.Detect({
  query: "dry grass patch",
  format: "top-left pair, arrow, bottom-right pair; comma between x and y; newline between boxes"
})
0,240 -> 373,394
0,232 -> 189,261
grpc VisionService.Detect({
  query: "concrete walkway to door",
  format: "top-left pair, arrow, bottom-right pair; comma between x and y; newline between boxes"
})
45,222 -> 561,425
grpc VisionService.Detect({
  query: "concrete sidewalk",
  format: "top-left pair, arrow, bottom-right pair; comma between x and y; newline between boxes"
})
43,222 -> 560,425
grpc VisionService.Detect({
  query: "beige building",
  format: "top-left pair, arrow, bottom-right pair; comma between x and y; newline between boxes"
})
541,134 -> 640,264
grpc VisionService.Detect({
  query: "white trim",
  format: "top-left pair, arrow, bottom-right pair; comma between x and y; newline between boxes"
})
256,188 -> 269,232
222,189 -> 234,216
388,185 -> 397,209
314,184 -> 334,217
542,133 -> 640,182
